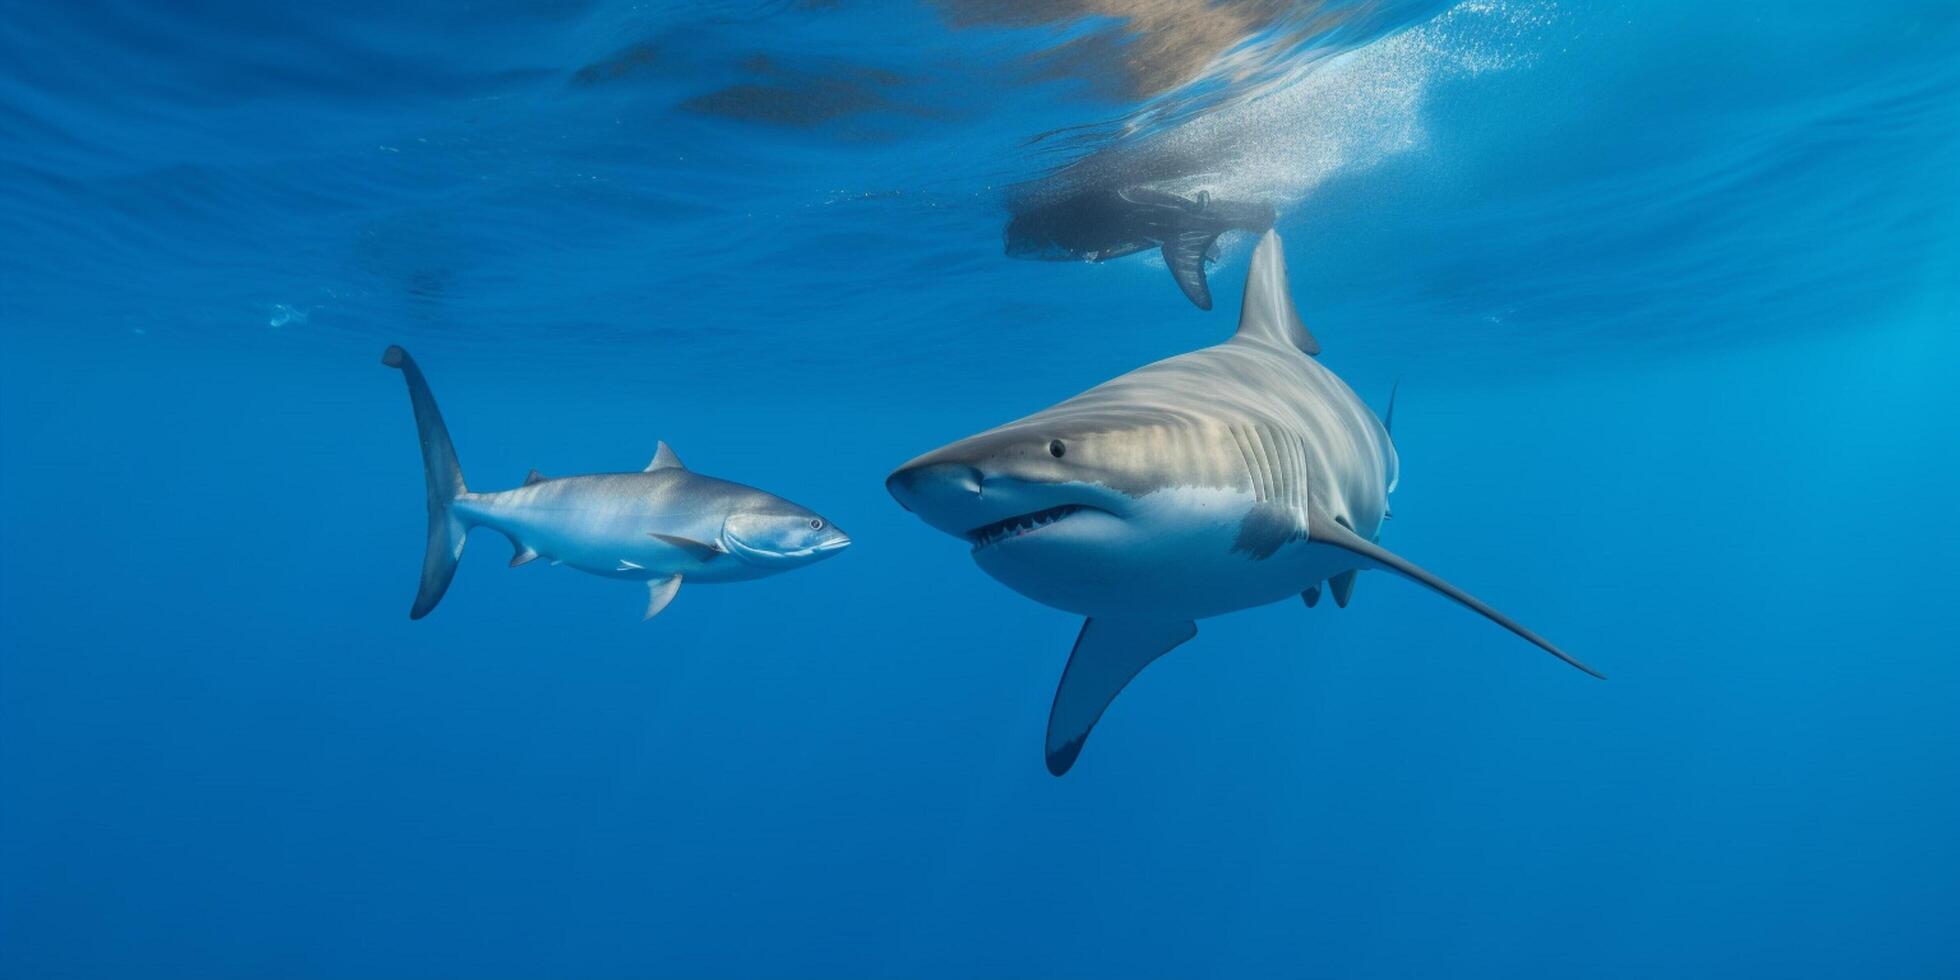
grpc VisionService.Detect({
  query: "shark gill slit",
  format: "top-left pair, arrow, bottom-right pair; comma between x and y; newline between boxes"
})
1227,425 -> 1265,503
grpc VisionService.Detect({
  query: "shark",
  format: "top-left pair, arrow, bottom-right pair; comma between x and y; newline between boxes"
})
887,231 -> 1600,776
382,346 -> 850,621
1005,184 -> 1275,311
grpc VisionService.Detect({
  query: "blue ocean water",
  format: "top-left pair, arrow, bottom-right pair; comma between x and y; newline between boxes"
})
2,0 -> 1957,976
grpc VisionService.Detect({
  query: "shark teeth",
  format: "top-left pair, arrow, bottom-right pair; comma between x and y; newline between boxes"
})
967,504 -> 1084,551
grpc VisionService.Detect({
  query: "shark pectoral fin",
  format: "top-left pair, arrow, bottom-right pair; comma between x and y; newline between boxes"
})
1309,522 -> 1603,679
524,468 -> 548,486
1329,570 -> 1358,608
643,574 -> 681,621
1301,584 -> 1321,607
509,546 -> 539,568
1046,618 -> 1198,776
645,441 -> 685,472
647,532 -> 725,560
1162,229 -> 1220,310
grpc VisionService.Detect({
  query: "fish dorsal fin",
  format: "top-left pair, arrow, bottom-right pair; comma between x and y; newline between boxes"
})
646,441 -> 685,472
1234,230 -> 1320,355
524,469 -> 548,486
1045,618 -> 1198,776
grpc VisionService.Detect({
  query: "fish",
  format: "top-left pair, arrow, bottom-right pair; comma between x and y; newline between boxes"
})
887,231 -> 1599,775
1005,184 -> 1275,310
382,346 -> 849,622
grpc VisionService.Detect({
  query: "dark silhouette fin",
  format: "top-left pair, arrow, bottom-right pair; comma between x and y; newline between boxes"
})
1329,569 -> 1358,608
647,532 -> 724,560
1116,185 -> 1194,209
1233,230 -> 1320,355
524,469 -> 548,486
645,441 -> 685,472
381,345 -> 471,620
644,574 -> 682,620
1162,228 -> 1219,310
1046,618 -> 1198,776
1301,585 -> 1322,607
1308,519 -> 1603,678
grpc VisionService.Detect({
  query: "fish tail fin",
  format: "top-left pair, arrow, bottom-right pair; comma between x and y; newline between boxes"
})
382,345 -> 471,619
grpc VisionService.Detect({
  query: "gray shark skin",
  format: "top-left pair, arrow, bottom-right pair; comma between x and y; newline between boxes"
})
383,346 -> 849,622
888,231 -> 1599,776
1005,185 -> 1274,311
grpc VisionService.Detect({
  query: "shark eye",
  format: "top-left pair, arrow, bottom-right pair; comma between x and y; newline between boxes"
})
809,518 -> 824,530
1049,439 -> 1066,458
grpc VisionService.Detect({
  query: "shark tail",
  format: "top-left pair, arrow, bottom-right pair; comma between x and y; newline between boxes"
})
382,345 -> 471,620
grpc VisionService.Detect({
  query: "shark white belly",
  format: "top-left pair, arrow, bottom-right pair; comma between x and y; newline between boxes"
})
888,230 -> 1597,775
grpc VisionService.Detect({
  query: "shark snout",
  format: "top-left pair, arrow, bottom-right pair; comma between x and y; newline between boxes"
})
886,460 -> 982,515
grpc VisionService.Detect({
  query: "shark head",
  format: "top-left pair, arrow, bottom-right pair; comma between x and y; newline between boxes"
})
886,401 -> 1258,617
721,500 -> 852,569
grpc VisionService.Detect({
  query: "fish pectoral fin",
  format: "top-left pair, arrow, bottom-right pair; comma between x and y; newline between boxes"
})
643,574 -> 682,621
1046,618 -> 1198,776
1308,520 -> 1604,679
647,532 -> 725,560
1162,228 -> 1220,310
1329,569 -> 1358,608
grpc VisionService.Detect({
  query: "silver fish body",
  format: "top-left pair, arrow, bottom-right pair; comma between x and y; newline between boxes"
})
383,347 -> 848,622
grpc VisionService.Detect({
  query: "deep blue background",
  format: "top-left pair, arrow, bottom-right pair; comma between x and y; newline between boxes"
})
3,1 -> 1957,977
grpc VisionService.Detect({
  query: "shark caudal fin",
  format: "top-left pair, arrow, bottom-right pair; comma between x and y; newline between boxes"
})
382,346 -> 471,620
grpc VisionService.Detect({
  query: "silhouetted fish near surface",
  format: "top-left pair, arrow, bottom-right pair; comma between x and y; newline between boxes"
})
382,347 -> 849,622
1005,185 -> 1274,309
889,231 -> 1599,776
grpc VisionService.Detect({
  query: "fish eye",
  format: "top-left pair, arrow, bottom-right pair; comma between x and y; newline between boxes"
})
809,518 -> 824,530
1049,439 -> 1066,458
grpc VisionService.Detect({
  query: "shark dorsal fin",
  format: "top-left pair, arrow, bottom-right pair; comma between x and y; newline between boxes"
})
646,441 -> 685,472
524,469 -> 548,486
1234,230 -> 1320,356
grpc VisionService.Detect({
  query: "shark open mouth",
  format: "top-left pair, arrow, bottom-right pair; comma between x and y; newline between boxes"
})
967,504 -> 1087,551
